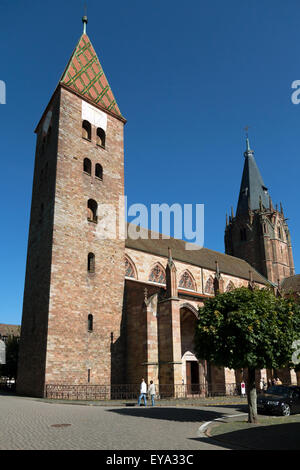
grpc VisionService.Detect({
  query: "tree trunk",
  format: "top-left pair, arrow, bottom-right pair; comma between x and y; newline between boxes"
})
247,367 -> 258,423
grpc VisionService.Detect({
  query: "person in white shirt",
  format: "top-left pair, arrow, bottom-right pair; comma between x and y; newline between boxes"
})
148,380 -> 156,406
137,378 -> 147,406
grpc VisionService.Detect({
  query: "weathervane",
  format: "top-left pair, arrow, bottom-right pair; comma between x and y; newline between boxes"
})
244,126 -> 250,138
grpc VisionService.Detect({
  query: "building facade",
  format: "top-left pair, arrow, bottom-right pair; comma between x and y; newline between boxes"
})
17,20 -> 297,398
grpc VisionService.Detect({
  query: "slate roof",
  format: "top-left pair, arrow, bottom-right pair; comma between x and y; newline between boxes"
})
236,139 -> 271,216
281,275 -> 300,293
125,224 -> 270,285
0,324 -> 21,338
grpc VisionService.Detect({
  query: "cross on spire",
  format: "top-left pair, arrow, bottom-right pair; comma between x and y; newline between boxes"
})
82,3 -> 88,34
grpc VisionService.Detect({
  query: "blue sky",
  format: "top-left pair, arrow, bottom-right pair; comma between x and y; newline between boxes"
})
1,0 -> 300,324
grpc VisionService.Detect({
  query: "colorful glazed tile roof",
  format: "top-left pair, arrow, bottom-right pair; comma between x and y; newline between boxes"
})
60,34 -> 122,118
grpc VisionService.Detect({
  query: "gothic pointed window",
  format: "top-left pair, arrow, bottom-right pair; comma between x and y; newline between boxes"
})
149,263 -> 166,284
96,128 -> 106,148
82,120 -> 91,141
205,276 -> 214,295
125,256 -> 137,279
226,281 -> 235,292
179,270 -> 196,291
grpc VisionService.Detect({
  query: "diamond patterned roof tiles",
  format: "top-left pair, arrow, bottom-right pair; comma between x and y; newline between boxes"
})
60,34 -> 123,118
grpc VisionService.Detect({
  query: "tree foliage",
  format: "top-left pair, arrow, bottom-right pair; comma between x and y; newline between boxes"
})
195,287 -> 300,371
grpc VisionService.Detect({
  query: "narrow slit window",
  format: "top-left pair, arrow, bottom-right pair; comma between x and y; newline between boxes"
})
88,314 -> 93,332
88,252 -> 95,273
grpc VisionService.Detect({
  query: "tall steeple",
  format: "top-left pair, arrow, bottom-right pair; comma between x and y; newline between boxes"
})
225,135 -> 295,284
59,17 -> 124,119
236,136 -> 271,216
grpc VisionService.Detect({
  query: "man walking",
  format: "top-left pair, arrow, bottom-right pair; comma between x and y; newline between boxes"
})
149,380 -> 156,406
138,378 -> 147,407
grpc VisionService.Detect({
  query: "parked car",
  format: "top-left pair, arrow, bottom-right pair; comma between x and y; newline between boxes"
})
257,385 -> 300,416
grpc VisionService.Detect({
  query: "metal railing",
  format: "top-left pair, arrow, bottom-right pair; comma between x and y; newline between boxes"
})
45,382 -> 245,401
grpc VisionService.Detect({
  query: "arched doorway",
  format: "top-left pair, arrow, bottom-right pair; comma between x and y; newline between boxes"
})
180,304 -> 206,395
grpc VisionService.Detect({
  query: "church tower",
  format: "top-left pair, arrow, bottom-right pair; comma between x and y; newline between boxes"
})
17,17 -> 126,397
225,136 -> 294,285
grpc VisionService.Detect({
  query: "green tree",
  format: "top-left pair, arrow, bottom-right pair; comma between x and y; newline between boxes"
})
194,287 -> 300,423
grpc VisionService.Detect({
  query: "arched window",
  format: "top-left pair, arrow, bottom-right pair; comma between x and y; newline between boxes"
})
179,270 -> 196,291
149,263 -> 166,284
82,120 -> 91,140
87,199 -> 97,223
87,253 -> 95,273
226,281 -> 235,292
205,276 -> 214,295
95,163 -> 103,180
96,127 -> 106,147
88,314 -> 93,332
83,158 -> 91,175
125,256 -> 137,279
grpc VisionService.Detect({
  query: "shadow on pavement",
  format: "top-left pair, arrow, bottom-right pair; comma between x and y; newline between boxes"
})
107,406 -> 235,423
194,422 -> 300,450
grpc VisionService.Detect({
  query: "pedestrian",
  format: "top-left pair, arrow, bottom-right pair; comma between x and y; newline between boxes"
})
268,379 -> 272,389
138,378 -> 147,407
259,378 -> 264,391
241,380 -> 246,396
148,380 -> 156,407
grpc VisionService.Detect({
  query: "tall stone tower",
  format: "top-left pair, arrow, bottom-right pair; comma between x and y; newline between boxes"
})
17,17 -> 126,397
225,137 -> 294,285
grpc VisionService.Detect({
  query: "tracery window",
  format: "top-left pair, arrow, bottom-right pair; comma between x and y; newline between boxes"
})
125,256 -> 136,279
149,263 -> 166,284
226,281 -> 235,292
204,276 -> 214,295
178,270 -> 196,291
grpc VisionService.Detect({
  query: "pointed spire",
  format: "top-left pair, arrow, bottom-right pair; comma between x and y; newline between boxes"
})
269,195 -> 273,211
60,19 -> 124,119
236,135 -> 272,216
280,202 -> 284,215
246,136 -> 251,152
